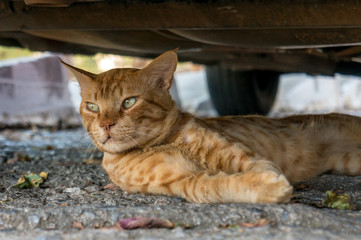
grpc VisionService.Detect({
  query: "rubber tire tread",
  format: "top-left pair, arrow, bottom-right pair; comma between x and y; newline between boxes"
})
206,65 -> 279,116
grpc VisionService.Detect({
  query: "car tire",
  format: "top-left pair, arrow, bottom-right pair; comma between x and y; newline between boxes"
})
206,65 -> 280,116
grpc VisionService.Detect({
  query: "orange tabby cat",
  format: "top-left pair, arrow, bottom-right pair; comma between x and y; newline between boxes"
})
61,50 -> 361,204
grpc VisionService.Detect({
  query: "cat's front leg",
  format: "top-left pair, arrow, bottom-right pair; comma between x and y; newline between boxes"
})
236,158 -> 293,203
167,170 -> 292,204
167,157 -> 293,203
103,151 -> 292,204
102,149 -> 200,197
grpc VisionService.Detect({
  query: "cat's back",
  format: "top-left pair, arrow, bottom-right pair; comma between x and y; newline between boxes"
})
202,114 -> 293,138
199,113 -> 361,155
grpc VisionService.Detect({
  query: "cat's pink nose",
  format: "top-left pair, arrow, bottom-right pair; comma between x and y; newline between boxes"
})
100,121 -> 115,133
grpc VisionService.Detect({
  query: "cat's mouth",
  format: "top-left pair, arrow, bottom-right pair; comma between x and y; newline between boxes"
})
98,135 -> 134,154
102,136 -> 113,144
97,132 -> 139,153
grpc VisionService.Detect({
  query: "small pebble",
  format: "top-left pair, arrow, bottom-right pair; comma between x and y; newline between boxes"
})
63,187 -> 82,194
84,185 -> 100,193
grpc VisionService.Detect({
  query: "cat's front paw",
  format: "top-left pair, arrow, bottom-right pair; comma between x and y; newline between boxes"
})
255,172 -> 293,204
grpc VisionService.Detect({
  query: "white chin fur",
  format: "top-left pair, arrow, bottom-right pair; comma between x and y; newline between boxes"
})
98,139 -> 133,153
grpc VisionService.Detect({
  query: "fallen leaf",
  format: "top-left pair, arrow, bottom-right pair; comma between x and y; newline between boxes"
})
218,224 -> 240,229
39,172 -> 48,180
100,218 -> 193,231
119,217 -> 175,230
71,221 -> 84,230
240,218 -> 270,228
45,145 -> 54,150
103,183 -> 119,190
100,222 -> 123,231
15,172 -> 48,189
322,190 -> 353,210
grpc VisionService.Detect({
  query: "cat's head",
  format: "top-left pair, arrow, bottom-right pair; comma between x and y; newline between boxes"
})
61,50 -> 179,154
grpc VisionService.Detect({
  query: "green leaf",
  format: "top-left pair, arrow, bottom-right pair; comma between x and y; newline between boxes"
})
15,172 -> 47,189
322,190 -> 353,210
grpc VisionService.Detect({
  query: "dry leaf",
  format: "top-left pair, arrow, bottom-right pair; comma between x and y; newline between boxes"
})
45,145 -> 54,150
99,222 -> 123,231
240,218 -> 270,228
103,183 -> 119,190
100,218 -> 192,231
71,221 -> 84,230
220,218 -> 271,229
39,172 -> 48,180
119,217 -> 175,230
218,224 -> 240,229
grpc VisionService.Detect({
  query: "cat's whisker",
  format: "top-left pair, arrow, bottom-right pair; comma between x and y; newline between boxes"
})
124,135 -> 141,148
86,142 -> 96,152
132,130 -> 169,145
135,126 -> 156,131
134,128 -> 168,139
132,130 -> 158,138
88,145 -> 99,159
72,131 -> 98,157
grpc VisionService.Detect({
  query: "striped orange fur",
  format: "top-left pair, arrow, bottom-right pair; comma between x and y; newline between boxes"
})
62,50 -> 361,204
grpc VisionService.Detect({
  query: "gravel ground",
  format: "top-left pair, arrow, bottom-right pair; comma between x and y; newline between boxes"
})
1,129 -> 361,239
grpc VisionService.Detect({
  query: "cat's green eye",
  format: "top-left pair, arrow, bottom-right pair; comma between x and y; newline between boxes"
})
86,103 -> 99,112
122,97 -> 138,109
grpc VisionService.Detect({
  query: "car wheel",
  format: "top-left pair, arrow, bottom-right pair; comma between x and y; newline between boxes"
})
206,65 -> 280,116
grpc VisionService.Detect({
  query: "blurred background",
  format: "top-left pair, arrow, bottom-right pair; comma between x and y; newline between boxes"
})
1,46 -> 361,130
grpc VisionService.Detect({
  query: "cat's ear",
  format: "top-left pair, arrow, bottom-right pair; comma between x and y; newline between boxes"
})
142,49 -> 178,90
59,58 -> 97,90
